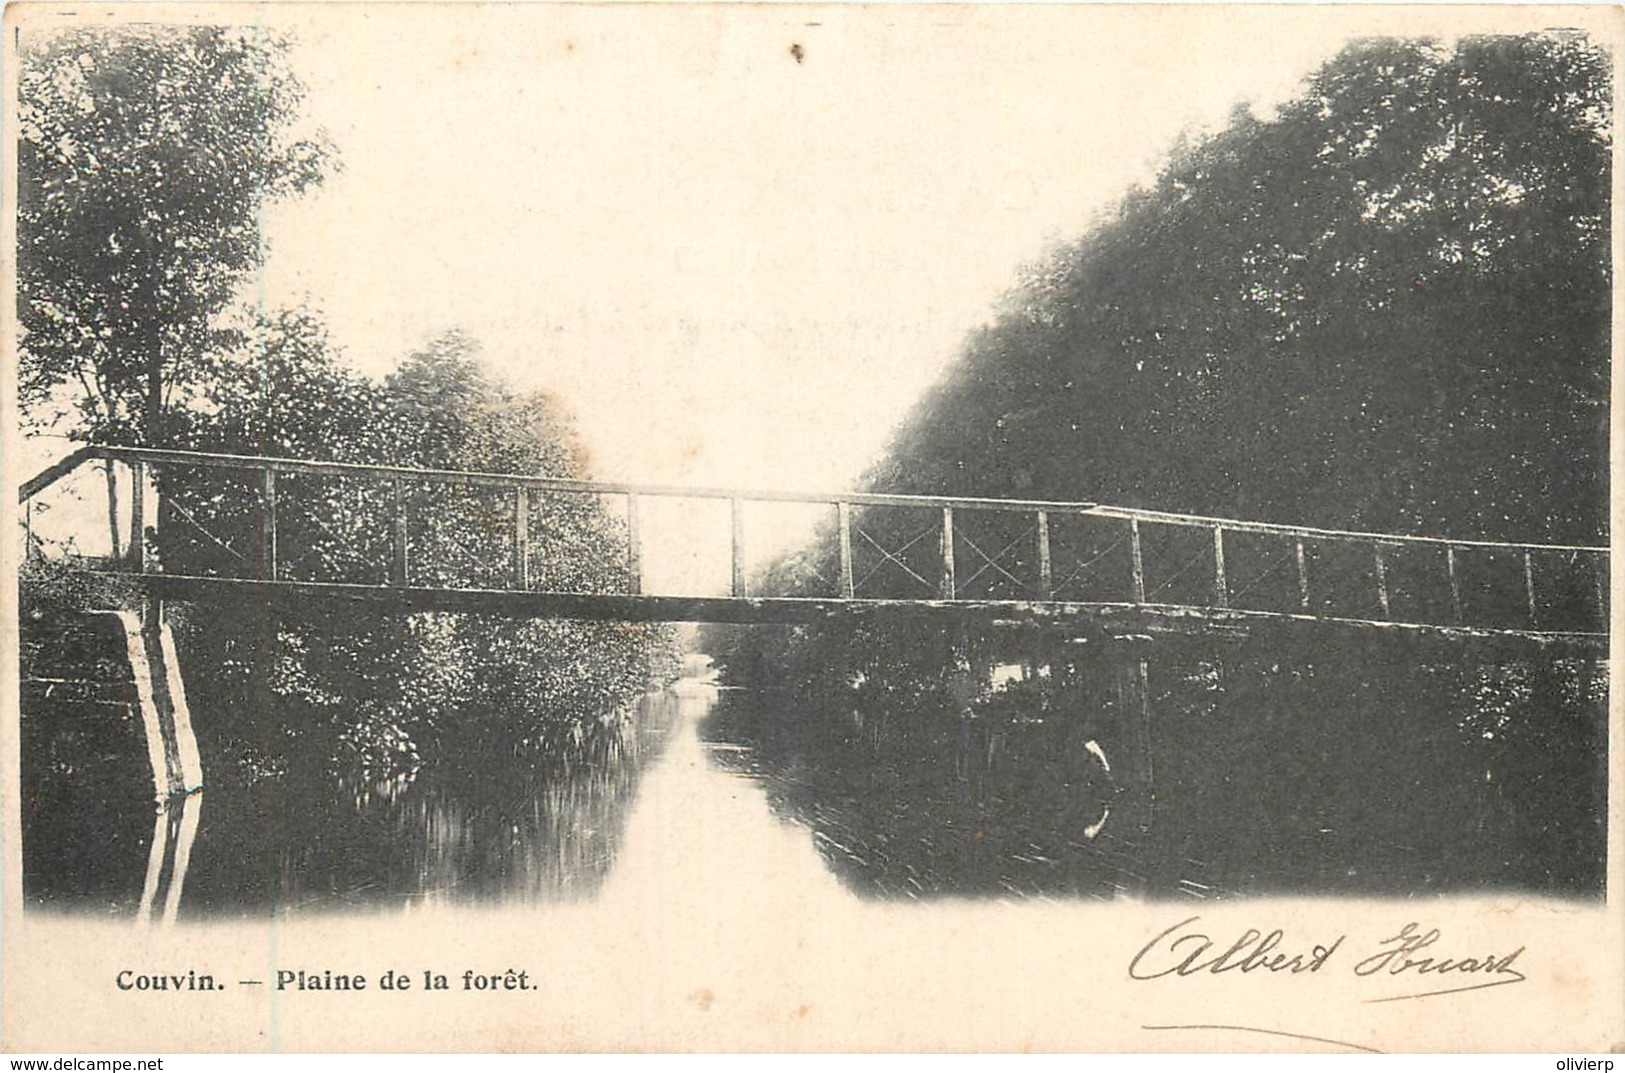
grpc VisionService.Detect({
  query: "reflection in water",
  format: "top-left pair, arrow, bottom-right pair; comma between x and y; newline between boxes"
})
699,644 -> 1609,901
20,685 -> 156,915
23,646 -> 1606,917
597,675 -> 852,922
137,793 -> 202,925
700,690 -> 1139,901
23,692 -> 681,919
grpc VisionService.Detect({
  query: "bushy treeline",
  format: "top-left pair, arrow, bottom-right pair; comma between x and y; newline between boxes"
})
22,317 -> 683,776
17,26 -> 681,778
161,321 -> 683,776
878,34 -> 1609,541
713,32 -> 1609,677
702,35 -> 1610,897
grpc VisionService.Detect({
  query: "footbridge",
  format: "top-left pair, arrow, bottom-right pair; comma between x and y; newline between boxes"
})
19,446 -> 1609,650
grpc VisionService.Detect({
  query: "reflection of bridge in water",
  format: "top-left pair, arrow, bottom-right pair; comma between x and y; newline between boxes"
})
17,445 -> 1612,904
20,445 -> 1610,647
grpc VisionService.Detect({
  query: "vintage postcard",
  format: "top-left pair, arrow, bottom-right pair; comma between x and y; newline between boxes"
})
2,1 -> 1621,1053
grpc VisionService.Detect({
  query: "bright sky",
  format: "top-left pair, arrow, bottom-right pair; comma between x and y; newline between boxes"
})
24,5 -> 1572,583
255,5 -> 1385,497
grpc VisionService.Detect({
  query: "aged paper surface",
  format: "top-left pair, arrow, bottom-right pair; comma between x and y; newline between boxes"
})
2,2 -> 1622,1053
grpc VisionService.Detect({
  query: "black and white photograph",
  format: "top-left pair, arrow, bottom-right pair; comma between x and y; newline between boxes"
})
2,2 -> 1619,1053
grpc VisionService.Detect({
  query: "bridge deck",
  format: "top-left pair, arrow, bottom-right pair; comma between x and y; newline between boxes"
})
135,573 -> 1606,654
21,446 -> 1609,653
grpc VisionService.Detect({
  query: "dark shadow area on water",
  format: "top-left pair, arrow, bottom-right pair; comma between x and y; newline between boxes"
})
701,686 -> 1134,901
20,690 -> 683,919
21,616 -> 1608,915
699,629 -> 1608,902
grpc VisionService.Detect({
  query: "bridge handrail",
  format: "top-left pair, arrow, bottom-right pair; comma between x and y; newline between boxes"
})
18,445 -> 97,503
18,443 -> 1610,556
26,445 -> 1106,515
1082,504 -> 1607,555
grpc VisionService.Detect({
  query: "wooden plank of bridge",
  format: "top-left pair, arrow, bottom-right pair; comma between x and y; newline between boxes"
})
17,444 -> 94,503
1447,545 -> 1463,625
130,459 -> 147,572
82,445 -> 1116,516
1524,551 -> 1537,628
1115,651 -> 1156,837
1130,518 -> 1146,604
1037,510 -> 1052,601
838,501 -> 855,599
131,574 -> 1610,654
1596,555 -> 1607,624
1296,538 -> 1311,612
940,506 -> 956,599
1374,544 -> 1390,618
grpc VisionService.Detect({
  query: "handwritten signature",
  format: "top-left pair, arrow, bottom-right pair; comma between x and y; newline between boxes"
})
1130,916 -> 1526,1001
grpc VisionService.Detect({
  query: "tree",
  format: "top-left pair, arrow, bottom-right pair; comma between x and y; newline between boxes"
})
741,36 -> 1611,662
17,25 -> 333,448
159,320 -> 680,774
712,34 -> 1613,870
864,33 -> 1609,545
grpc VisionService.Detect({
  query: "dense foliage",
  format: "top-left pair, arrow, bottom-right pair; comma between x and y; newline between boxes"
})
17,26 -> 332,444
719,32 -> 1611,671
702,34 -> 1610,898
870,34 -> 1609,544
149,321 -> 681,775
17,28 -> 682,778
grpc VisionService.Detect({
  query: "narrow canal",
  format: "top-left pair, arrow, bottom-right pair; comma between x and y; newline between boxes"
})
22,660 -> 848,919
19,645 -> 1608,919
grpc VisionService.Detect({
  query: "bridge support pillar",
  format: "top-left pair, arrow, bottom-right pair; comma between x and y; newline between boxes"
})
115,599 -> 203,799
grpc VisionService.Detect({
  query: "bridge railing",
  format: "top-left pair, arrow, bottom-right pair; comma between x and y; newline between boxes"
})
19,445 -> 1610,634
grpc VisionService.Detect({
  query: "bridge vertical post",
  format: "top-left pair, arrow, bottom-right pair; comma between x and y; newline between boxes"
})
1107,642 -> 1156,841
1373,543 -> 1390,619
626,494 -> 642,595
939,506 -> 956,600
1595,552 -> 1607,629
260,468 -> 277,581
1211,525 -> 1228,609
1295,539 -> 1311,612
1446,545 -> 1463,625
390,479 -> 408,586
1524,551 -> 1537,628
513,487 -> 530,590
149,464 -> 163,573
1129,518 -> 1145,604
103,459 -> 123,562
129,460 -> 147,572
731,497 -> 746,598
1036,510 -> 1052,601
837,501 -> 855,599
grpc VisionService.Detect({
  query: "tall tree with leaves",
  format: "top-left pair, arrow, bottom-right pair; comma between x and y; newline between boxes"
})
865,33 -> 1609,545
17,25 -> 332,460
719,31 -> 1612,732
158,321 -> 679,772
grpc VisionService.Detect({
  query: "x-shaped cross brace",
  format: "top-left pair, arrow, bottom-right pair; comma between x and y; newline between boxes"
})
853,525 -> 936,594
957,525 -> 1034,593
